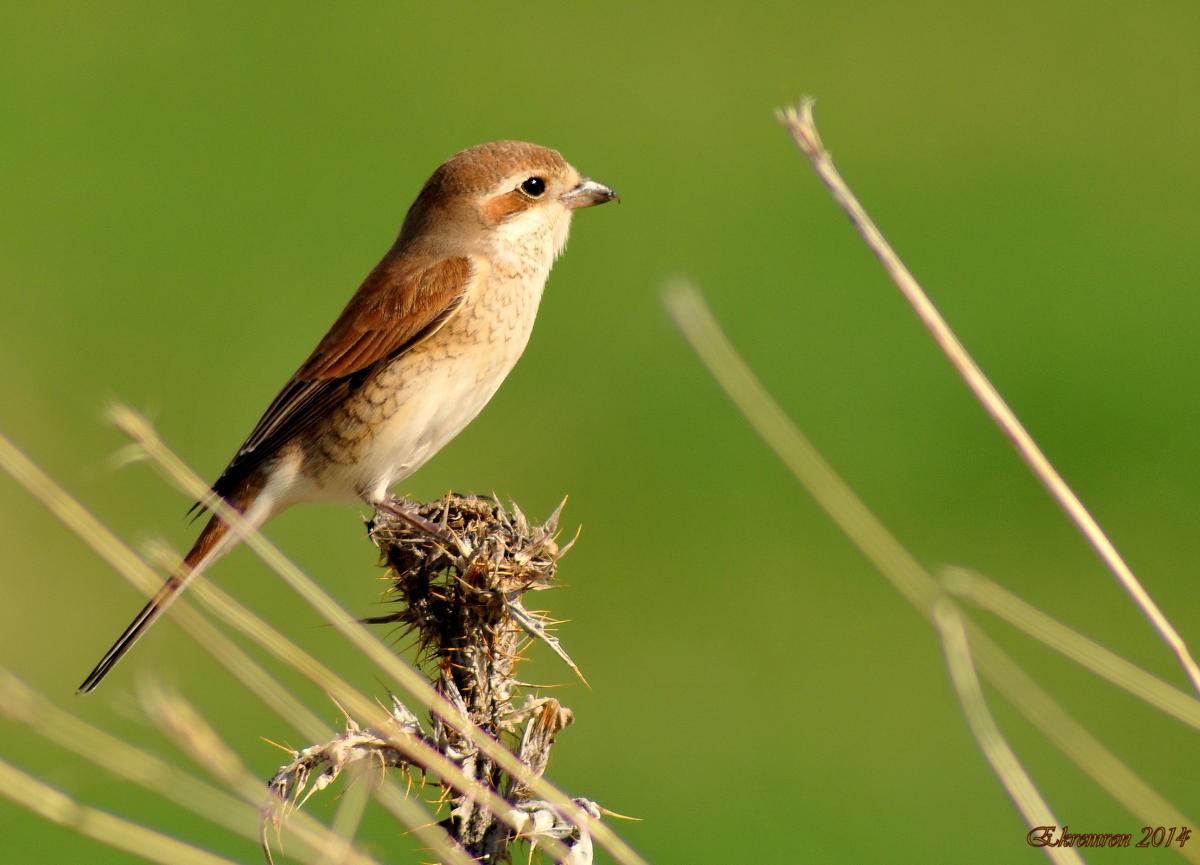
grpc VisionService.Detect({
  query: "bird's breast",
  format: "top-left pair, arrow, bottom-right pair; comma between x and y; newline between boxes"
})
305,268 -> 547,502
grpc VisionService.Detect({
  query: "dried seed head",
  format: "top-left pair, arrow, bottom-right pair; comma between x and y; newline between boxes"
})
367,494 -> 567,670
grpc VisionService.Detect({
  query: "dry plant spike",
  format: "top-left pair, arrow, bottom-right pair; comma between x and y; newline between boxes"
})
507,797 -> 604,865
506,599 -> 589,686
777,99 -> 1200,696
320,763 -> 373,865
265,696 -> 429,818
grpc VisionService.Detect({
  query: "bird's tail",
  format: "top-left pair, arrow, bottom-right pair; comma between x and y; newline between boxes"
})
77,504 -> 246,693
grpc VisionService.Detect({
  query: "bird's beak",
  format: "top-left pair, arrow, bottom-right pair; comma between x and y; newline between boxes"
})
561,178 -> 619,209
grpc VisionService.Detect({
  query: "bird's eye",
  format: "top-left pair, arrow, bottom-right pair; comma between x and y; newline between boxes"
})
520,177 -> 546,197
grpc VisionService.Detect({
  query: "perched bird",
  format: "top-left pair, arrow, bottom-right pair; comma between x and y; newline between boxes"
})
78,141 -> 617,692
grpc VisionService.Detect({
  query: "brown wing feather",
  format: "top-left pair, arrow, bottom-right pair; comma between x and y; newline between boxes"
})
299,256 -> 472,379
197,254 -> 475,510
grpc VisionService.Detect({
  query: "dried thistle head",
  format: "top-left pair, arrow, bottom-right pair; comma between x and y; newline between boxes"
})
259,495 -> 607,864
366,494 -> 569,667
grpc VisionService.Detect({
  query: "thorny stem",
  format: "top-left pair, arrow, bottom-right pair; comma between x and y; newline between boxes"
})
112,407 -> 645,865
268,495 -> 605,864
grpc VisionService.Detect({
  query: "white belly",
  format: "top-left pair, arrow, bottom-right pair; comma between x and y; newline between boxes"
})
361,351 -> 514,497
353,273 -> 543,502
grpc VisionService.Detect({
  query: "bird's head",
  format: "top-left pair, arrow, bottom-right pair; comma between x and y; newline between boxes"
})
399,141 -> 617,265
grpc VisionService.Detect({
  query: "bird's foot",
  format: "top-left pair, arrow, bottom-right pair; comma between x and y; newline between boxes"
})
374,496 -> 455,546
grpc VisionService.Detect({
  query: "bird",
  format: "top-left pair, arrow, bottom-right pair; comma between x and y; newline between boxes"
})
78,140 -> 617,693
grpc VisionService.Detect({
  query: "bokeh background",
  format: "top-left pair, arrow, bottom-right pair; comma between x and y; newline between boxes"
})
3,2 -> 1199,862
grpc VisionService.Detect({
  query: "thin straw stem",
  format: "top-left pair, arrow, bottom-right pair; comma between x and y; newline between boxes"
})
776,99 -> 1200,696
0,757 -> 244,865
933,602 -> 1082,865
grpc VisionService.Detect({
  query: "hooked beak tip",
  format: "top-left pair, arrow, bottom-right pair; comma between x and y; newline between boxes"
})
562,178 -> 619,209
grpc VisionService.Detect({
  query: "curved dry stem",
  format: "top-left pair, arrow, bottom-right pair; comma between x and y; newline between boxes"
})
933,602 -> 1082,865
666,281 -> 1196,852
665,282 -> 940,614
944,568 -> 1200,730
969,628 -> 1200,864
775,99 -> 1200,696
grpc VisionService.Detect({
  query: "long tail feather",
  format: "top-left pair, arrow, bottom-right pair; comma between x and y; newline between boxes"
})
77,510 -> 233,693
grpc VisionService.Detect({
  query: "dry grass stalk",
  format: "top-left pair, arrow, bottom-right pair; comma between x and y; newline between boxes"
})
942,568 -> 1200,729
932,604 -> 1083,865
667,279 -> 1200,863
776,99 -> 1200,696
0,756 -> 244,865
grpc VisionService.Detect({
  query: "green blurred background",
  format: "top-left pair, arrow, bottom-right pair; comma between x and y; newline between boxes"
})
3,2 -> 1199,862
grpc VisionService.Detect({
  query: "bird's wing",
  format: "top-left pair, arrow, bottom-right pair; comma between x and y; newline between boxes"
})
198,254 -> 477,510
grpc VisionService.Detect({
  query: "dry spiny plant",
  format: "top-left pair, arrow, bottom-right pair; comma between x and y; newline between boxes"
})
265,495 -> 611,864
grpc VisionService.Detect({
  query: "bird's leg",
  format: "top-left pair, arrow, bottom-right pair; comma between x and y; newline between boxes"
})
374,495 -> 456,546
